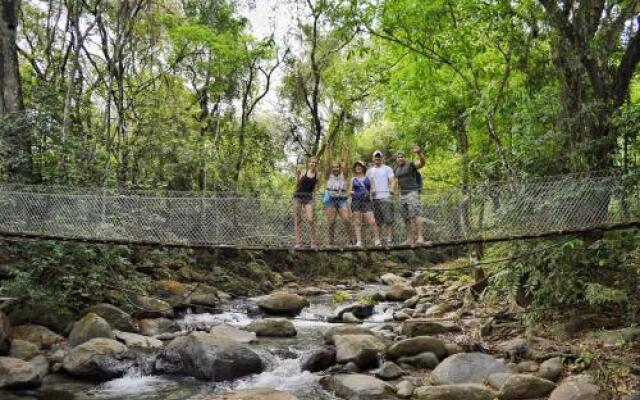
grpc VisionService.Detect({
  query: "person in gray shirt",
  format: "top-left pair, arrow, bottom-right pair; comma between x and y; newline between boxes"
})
394,144 -> 426,245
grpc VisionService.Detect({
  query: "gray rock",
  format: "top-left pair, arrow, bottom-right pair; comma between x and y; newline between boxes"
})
344,361 -> 360,373
393,312 -> 411,321
376,361 -> 405,380
69,313 -> 114,347
0,311 -> 11,355
29,355 -> 49,379
387,336 -> 447,360
324,326 -> 375,345
114,331 -> 163,350
385,284 -> 417,301
62,338 -> 132,380
444,343 -> 464,356
488,373 -> 555,399
381,273 -> 407,286
83,303 -> 139,333
300,346 -> 336,372
257,293 -> 309,316
397,352 -> 440,369
515,360 -> 538,373
430,352 -> 512,385
138,318 -> 180,337
133,295 -> 174,318
299,286 -> 328,296
246,318 -> 297,337
329,303 -> 375,321
414,384 -> 498,400
396,380 -> 414,398
424,304 -> 452,318
401,319 -> 461,336
205,388 -> 300,400
155,331 -> 263,381
12,324 -> 65,350
0,356 -> 41,389
320,373 -> 395,398
335,334 -> 385,369
9,339 -> 40,360
539,357 -> 563,382
549,375 -> 600,400
209,324 -> 257,344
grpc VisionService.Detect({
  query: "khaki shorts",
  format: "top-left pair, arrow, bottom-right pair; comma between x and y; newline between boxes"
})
400,191 -> 421,221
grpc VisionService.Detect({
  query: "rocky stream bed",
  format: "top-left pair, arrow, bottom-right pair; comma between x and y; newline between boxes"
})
0,269 -> 626,400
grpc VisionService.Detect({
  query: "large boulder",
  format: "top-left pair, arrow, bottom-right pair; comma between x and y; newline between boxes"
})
385,284 -> 417,301
549,375 -> 600,400
114,331 -> 163,351
138,318 -> 180,337
335,334 -> 386,369
430,352 -> 512,385
155,332 -> 263,381
539,357 -> 563,382
204,388 -> 299,400
397,352 -> 440,369
380,273 -> 407,286
320,373 -> 395,399
488,373 -> 555,399
12,324 -> 65,349
83,303 -> 139,333
209,324 -> 257,344
0,311 -> 11,355
328,303 -> 375,322
0,356 -> 41,389
9,339 -> 40,361
387,336 -> 447,360
133,295 -> 174,318
400,319 -> 461,336
69,313 -> 114,347
257,293 -> 309,316
62,338 -> 132,380
324,326 -> 375,345
414,384 -> 498,400
245,318 -> 297,337
301,346 -> 336,372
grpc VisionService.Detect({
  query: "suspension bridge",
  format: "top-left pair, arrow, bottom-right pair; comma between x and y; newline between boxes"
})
0,169 -> 638,251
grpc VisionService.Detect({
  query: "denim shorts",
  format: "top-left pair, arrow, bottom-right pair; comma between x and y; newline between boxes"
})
324,196 -> 348,209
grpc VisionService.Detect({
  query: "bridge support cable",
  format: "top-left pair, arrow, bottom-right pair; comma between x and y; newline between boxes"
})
0,169 -> 638,251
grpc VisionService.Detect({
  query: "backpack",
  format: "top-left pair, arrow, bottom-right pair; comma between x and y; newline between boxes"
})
416,171 -> 423,193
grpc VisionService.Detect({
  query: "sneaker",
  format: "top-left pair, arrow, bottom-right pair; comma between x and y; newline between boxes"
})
386,238 -> 393,246
294,241 -> 304,250
374,239 -> 382,247
415,237 -> 426,245
355,241 -> 363,248
310,240 -> 319,251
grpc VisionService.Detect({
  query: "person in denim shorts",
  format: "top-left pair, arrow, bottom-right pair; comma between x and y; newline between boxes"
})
323,143 -> 354,246
350,160 -> 381,247
394,144 -> 426,245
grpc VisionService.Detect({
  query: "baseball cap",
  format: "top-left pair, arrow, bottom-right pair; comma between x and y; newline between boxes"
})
372,150 -> 384,158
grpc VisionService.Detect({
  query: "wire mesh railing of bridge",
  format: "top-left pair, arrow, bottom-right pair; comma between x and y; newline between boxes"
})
0,169 -> 638,250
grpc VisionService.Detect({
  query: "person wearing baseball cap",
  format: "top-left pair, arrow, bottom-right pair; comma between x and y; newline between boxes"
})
366,149 -> 395,245
394,143 -> 426,245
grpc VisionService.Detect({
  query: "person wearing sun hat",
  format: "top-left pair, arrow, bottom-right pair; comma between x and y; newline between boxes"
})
366,150 -> 395,245
350,159 -> 381,247
394,143 -> 426,245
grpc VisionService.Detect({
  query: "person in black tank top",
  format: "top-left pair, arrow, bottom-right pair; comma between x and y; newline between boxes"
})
293,155 -> 319,249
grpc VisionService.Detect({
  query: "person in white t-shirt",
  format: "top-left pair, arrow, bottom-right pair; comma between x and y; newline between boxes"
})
366,150 -> 395,245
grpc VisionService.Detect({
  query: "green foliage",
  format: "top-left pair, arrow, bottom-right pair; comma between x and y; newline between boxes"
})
332,290 -> 352,304
0,241 -> 149,317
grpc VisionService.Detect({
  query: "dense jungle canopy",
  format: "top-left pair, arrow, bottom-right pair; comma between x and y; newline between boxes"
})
0,0 -> 638,190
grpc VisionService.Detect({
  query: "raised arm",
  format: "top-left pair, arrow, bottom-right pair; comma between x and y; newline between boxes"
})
412,143 -> 427,169
325,145 -> 332,178
342,142 -> 350,176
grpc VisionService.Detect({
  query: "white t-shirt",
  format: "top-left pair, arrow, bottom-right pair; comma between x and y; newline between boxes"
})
367,165 -> 394,199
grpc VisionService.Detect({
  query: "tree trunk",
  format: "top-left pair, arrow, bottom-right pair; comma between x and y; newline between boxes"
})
0,0 -> 31,182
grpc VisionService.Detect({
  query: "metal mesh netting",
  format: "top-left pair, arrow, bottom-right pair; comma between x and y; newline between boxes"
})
0,169 -> 638,249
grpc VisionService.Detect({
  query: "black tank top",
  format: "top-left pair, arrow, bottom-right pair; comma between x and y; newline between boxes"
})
297,170 -> 317,194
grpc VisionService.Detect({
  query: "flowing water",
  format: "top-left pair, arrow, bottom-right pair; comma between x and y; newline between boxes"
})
26,284 -> 405,400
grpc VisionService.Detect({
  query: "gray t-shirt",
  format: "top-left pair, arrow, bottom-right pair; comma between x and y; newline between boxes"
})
394,162 -> 419,194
